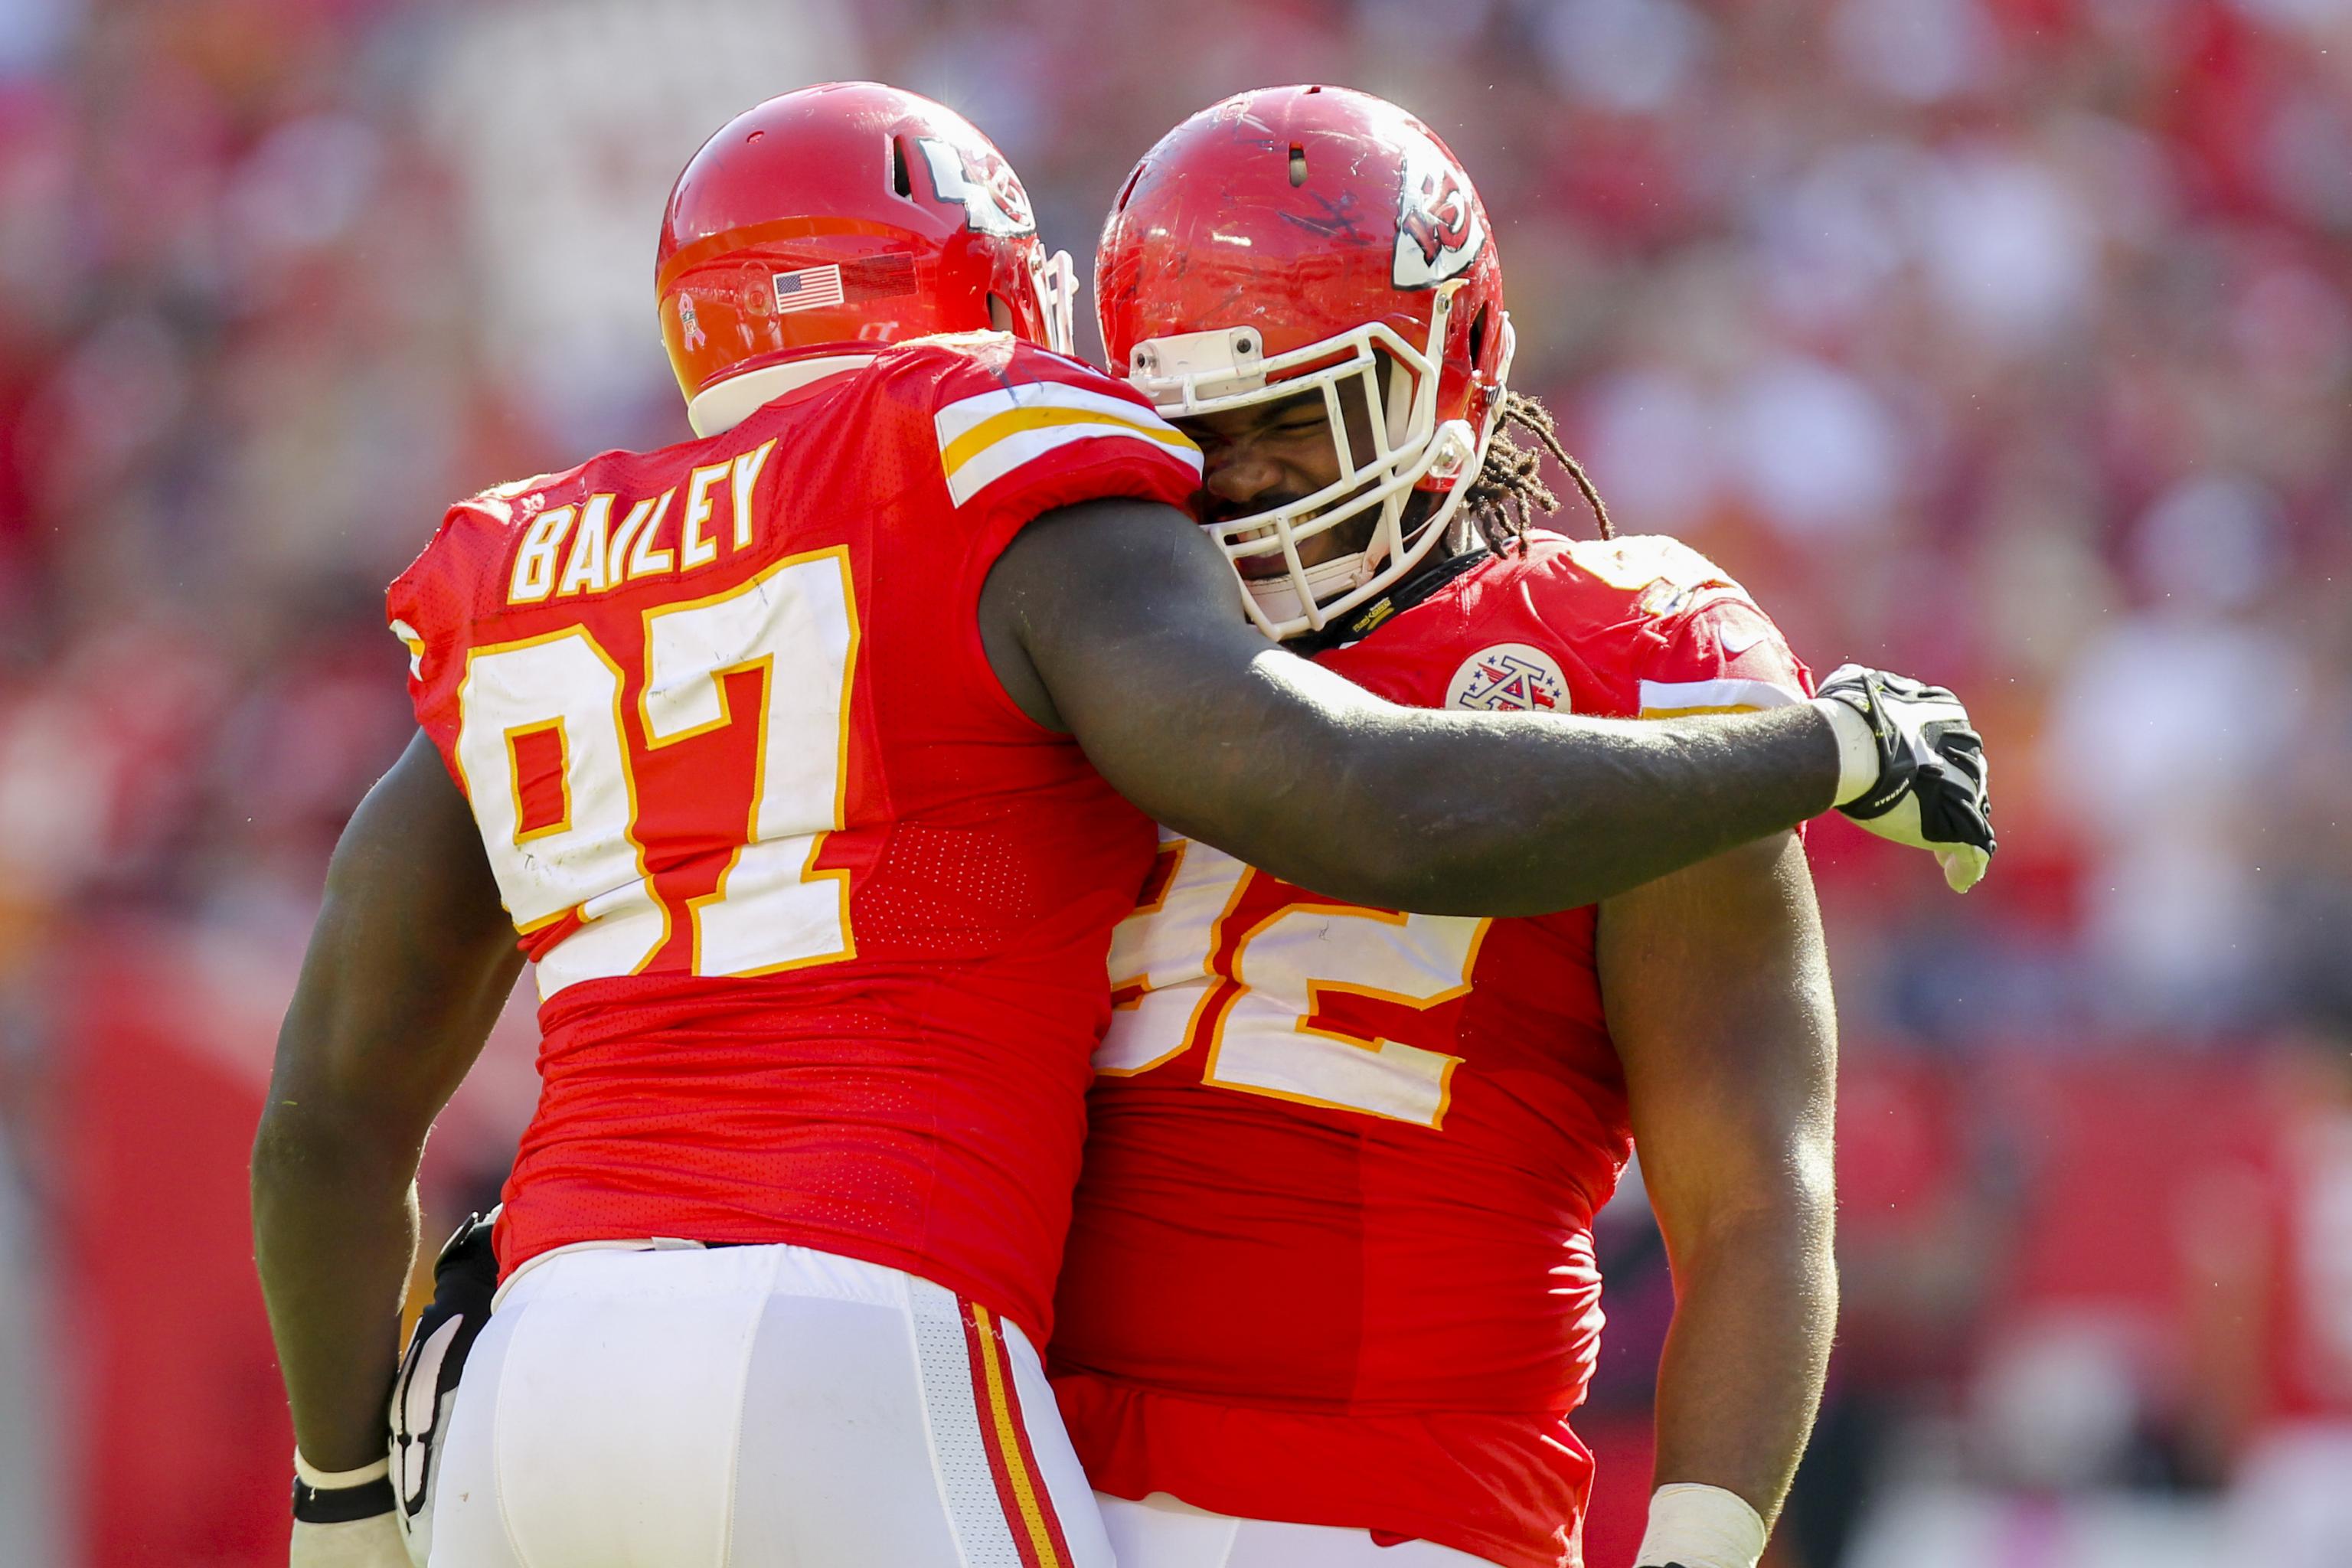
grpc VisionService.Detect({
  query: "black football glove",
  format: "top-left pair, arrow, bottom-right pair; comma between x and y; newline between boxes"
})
389,1208 -> 500,1566
1814,663 -> 1996,893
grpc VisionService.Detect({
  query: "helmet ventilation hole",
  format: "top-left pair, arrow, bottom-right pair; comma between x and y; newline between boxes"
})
1288,143 -> 1308,186
987,292 -> 1014,332
1468,302 -> 1491,366
891,136 -> 913,198
1113,164 -> 1144,214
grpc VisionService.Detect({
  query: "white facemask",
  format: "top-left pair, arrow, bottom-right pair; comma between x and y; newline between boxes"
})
1125,286 -> 1512,639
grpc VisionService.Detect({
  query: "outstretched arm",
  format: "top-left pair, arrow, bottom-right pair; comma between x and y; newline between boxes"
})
982,499 -> 1843,915
253,732 -> 522,1472
1598,831 -> 1838,1566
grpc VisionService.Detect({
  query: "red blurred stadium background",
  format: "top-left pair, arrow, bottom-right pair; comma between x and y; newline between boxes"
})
1,2 -> 2346,1564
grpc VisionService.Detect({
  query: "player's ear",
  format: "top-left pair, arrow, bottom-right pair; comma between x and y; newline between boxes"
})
988,292 -> 1015,332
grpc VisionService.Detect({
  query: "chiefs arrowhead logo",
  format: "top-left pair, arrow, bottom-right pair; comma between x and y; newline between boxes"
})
1393,135 -> 1485,290
1447,642 -> 1570,714
1400,168 -> 1471,265
917,137 -> 1037,238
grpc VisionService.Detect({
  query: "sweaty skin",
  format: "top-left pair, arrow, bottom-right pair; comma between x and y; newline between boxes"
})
1599,834 -> 1837,1527
253,733 -> 522,1470
1187,382 -> 1380,573
256,488 -> 1847,1475
978,498 -> 1838,915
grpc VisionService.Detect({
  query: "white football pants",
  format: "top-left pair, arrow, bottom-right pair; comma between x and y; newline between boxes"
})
426,1241 -> 1111,1568
1098,1491 -> 1500,1567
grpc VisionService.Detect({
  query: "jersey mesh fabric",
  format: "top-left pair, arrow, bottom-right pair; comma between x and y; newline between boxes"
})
387,335 -> 1200,1343
1048,533 -> 1815,1568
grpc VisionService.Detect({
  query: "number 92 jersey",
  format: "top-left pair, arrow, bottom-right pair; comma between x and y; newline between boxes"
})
1048,532 -> 1815,1568
386,334 -> 1201,1344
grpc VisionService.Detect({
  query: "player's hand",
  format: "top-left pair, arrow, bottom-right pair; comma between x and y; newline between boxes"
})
1811,664 -> 1995,893
289,1462 -> 403,1567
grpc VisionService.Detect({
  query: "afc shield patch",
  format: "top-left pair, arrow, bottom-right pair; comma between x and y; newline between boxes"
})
1393,134 -> 1485,290
1447,642 -> 1570,714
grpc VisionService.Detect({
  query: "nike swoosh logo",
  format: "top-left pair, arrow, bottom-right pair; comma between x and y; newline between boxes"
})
1719,624 -> 1767,656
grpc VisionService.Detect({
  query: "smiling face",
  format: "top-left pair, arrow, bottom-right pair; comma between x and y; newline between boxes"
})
1178,376 -> 1385,579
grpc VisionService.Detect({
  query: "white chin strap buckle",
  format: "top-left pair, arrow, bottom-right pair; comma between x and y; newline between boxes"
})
1245,547 -> 1378,629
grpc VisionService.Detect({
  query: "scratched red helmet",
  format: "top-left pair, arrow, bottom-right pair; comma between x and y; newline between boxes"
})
658,82 -> 1076,436
1097,85 -> 1513,638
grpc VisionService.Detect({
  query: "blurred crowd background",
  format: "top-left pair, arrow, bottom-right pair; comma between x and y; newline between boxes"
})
0,0 -> 2347,1564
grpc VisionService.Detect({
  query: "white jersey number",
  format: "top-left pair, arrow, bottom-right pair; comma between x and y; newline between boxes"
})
454,549 -> 858,998
1100,837 -> 1485,1129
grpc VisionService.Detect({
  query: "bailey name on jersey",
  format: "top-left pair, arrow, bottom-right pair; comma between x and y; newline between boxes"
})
492,437 -> 781,607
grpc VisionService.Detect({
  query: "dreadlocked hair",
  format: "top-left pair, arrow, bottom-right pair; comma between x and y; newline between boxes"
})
1458,390 -> 1614,555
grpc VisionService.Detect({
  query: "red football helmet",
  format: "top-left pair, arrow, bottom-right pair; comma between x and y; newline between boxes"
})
1097,86 -> 1513,638
657,83 -> 1076,436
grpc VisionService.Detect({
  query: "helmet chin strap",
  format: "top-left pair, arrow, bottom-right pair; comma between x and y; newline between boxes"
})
1034,250 -> 1078,358
1244,534 -> 1391,627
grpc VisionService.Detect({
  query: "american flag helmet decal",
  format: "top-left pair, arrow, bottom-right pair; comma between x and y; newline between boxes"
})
773,263 -> 846,315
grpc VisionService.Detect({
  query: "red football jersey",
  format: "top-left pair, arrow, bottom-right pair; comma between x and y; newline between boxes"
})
387,335 -> 1201,1342
1049,532 -> 1815,1568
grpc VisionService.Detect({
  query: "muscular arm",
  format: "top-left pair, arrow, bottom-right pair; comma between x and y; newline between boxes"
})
1596,832 -> 1838,1527
982,500 -> 1841,915
252,733 -> 523,1470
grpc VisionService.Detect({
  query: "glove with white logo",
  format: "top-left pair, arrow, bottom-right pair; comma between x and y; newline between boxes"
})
390,1209 -> 501,1567
289,1456 -> 405,1567
1811,664 -> 1996,893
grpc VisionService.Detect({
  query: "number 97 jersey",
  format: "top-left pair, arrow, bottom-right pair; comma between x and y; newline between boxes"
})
1049,532 -> 1815,1568
386,335 -> 1201,1344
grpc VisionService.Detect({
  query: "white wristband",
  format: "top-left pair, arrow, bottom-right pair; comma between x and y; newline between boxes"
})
294,1450 -> 389,1490
1811,696 -> 1879,808
1633,1482 -> 1767,1568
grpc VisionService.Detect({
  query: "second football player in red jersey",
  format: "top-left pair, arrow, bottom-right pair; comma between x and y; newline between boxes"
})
250,83 -> 1991,1568
1050,87 -> 1869,1568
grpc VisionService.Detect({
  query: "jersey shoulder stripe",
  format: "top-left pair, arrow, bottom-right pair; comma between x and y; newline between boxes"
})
934,378 -> 1201,508
1637,675 -> 1807,717
388,616 -> 426,679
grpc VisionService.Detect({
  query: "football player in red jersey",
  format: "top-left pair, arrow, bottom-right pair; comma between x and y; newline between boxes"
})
250,85 -> 1991,1568
1048,87 -> 1899,1568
